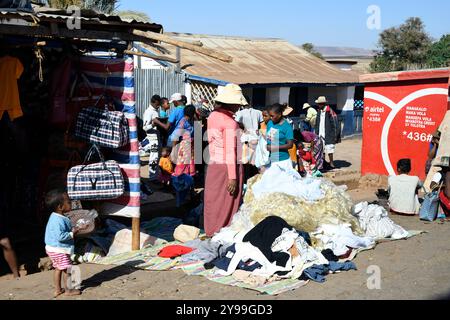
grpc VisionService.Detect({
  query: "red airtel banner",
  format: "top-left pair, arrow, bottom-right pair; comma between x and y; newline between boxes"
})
361,77 -> 449,180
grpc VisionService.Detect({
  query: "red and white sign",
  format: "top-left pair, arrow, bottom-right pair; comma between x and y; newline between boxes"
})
361,72 -> 449,180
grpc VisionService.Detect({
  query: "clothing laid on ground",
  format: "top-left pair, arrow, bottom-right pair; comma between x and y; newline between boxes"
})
313,224 -> 375,256
209,244 -> 263,273
300,261 -> 357,283
251,164 -> 325,202
354,202 -> 409,239
181,239 -> 228,264
266,119 -> 294,163
0,56 -> 24,121
242,216 -> 293,267
388,174 -> 422,215
158,245 -> 193,258
204,109 -> 243,237
235,108 -> 263,135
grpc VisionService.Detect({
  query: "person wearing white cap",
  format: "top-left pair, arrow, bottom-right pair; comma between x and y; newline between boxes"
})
153,93 -> 186,146
204,84 -> 247,237
314,96 -> 338,169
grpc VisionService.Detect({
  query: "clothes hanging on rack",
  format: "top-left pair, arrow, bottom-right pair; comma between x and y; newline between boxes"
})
0,55 -> 24,121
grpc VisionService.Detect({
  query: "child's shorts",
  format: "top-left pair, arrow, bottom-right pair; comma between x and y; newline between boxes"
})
46,251 -> 72,271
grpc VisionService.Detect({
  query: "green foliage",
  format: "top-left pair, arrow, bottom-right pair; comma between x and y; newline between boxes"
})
370,17 -> 432,72
426,34 -> 450,68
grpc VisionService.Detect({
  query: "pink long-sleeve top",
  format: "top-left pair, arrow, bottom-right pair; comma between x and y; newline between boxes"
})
207,109 -> 239,180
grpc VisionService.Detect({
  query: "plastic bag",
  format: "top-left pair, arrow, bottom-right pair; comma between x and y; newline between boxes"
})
254,136 -> 270,169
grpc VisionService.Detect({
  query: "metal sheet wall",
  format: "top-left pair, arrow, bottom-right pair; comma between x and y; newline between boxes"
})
135,69 -> 186,118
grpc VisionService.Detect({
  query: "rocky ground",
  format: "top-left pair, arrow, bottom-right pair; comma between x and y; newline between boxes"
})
1,137 -> 450,300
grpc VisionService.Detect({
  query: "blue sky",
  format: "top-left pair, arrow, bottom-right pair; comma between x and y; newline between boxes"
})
119,0 -> 450,49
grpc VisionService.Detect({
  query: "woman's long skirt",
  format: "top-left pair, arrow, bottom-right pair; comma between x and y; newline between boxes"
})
204,163 -> 244,237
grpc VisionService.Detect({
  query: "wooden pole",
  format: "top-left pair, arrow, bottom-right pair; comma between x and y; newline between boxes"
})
132,218 -> 140,251
132,30 -> 233,63
123,49 -> 179,63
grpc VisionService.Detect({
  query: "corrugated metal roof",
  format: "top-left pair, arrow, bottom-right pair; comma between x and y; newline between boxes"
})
314,46 -> 377,58
360,68 -> 450,83
159,33 -> 359,85
0,8 -> 162,32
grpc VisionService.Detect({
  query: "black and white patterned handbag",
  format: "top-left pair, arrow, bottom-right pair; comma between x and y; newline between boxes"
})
67,144 -> 125,201
75,106 -> 129,149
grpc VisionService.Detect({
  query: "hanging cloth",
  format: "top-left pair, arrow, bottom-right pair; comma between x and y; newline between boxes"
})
0,56 -> 24,121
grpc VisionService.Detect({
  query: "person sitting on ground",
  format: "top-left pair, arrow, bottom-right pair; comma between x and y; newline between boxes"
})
430,156 -> 450,218
388,159 -> 423,216
45,189 -> 86,297
159,147 -> 174,187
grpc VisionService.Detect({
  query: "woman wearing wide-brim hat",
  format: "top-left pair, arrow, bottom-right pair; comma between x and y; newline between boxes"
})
204,84 -> 247,237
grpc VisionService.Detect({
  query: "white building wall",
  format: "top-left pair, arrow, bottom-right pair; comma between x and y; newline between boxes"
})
337,86 -> 356,111
266,87 -> 291,105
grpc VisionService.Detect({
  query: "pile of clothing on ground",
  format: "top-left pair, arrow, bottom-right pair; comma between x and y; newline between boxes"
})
151,166 -> 413,287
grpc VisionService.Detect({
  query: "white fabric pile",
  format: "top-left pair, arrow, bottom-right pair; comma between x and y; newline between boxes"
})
312,224 -> 376,256
251,165 -> 325,202
354,202 -> 409,240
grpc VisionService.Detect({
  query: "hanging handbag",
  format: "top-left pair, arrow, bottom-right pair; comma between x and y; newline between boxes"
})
419,183 -> 443,222
67,144 -> 125,201
74,102 -> 129,149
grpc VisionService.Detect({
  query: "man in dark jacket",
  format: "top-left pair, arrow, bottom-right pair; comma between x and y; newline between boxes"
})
315,96 -> 339,169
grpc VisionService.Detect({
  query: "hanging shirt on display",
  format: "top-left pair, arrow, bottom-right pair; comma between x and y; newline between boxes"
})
0,56 -> 24,120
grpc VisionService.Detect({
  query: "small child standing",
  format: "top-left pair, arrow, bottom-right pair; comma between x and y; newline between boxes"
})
44,189 -> 84,297
159,147 -> 174,186
388,159 -> 423,216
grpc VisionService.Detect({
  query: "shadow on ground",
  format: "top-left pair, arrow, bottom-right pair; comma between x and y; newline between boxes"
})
81,260 -> 144,290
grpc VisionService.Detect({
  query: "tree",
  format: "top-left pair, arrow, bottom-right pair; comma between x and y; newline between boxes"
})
426,34 -> 450,68
116,10 -> 151,23
370,17 -> 432,72
301,43 -> 324,59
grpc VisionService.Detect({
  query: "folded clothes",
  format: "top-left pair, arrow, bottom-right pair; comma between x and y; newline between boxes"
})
158,245 -> 194,258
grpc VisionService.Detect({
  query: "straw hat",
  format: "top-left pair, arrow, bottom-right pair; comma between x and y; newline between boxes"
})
435,156 -> 450,168
303,103 -> 312,110
315,96 -> 328,104
283,105 -> 294,116
214,84 -> 248,105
